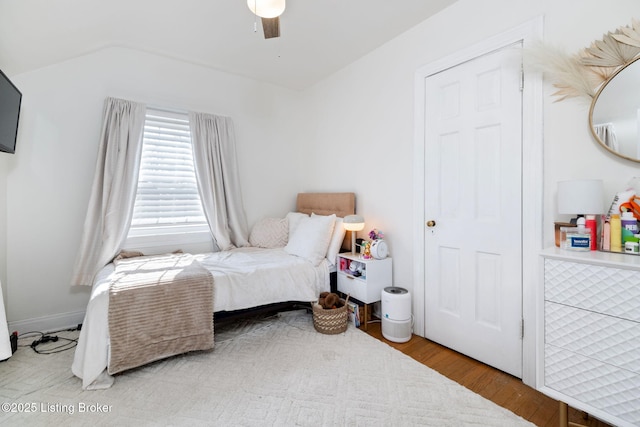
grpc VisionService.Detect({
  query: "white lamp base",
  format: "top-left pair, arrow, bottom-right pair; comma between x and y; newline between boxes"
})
351,232 -> 357,255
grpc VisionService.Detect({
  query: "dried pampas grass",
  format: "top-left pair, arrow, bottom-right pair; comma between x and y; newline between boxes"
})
524,18 -> 640,102
523,42 -> 597,101
612,18 -> 640,49
583,33 -> 640,68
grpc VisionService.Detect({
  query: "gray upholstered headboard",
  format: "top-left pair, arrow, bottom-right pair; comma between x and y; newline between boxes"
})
296,192 -> 356,251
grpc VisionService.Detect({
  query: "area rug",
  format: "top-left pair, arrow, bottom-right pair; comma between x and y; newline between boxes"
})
0,310 -> 534,426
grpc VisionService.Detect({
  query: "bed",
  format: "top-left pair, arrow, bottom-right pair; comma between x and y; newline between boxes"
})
71,192 -> 355,389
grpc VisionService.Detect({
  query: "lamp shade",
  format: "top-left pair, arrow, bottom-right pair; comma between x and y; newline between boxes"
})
343,215 -> 365,231
344,214 -> 365,254
557,179 -> 605,215
247,0 -> 286,18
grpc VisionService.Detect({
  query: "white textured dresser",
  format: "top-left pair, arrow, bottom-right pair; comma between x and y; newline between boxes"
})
539,248 -> 640,427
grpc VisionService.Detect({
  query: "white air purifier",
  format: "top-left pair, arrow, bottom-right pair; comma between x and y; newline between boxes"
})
381,286 -> 412,343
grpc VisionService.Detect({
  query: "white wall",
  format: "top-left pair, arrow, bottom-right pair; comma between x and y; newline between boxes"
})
4,47 -> 304,329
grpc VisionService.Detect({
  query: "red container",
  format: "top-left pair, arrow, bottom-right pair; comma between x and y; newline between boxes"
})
585,215 -> 597,251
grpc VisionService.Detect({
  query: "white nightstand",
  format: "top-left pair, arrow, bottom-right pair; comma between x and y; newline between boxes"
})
336,253 -> 392,331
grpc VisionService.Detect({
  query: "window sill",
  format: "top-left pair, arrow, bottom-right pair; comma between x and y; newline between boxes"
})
124,227 -> 213,253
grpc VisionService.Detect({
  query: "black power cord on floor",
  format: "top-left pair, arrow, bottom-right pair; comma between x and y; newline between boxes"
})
17,324 -> 81,355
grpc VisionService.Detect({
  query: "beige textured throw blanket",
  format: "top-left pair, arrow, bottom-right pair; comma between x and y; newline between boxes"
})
108,253 -> 214,375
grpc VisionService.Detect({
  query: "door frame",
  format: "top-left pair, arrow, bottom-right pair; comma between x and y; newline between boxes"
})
412,17 -> 543,387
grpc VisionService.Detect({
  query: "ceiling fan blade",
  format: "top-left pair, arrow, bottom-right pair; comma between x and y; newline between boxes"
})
261,17 -> 280,39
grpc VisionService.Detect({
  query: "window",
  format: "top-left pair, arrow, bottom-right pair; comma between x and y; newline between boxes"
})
126,108 -> 209,246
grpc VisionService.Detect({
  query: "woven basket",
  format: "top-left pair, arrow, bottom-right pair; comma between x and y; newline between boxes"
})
312,296 -> 349,334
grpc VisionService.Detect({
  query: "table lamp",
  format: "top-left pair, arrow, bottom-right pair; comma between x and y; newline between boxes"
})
557,179 -> 605,222
343,214 -> 365,255
557,179 -> 605,250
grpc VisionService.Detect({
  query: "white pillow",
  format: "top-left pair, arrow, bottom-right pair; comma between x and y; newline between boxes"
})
285,214 -> 336,266
285,212 -> 308,238
312,214 -> 345,266
249,217 -> 289,248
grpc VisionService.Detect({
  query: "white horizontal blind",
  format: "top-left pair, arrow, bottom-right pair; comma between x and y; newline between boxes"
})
129,108 -> 206,231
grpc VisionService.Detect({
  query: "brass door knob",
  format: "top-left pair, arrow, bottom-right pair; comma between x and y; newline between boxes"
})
426,220 -> 436,227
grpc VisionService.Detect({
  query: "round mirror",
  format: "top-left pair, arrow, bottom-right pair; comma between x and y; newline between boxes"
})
589,57 -> 640,162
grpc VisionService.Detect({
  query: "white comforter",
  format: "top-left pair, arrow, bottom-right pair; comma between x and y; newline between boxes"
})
72,247 -> 330,390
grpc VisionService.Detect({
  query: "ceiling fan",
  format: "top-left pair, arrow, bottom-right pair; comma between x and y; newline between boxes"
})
247,0 -> 285,39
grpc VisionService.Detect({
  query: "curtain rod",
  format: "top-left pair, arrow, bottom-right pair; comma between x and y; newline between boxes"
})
147,104 -> 189,115
146,104 -> 230,119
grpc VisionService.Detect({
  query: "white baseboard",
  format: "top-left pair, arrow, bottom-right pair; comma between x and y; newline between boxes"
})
8,310 -> 85,334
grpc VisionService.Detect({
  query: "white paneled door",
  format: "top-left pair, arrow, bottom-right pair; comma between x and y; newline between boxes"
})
423,44 -> 523,377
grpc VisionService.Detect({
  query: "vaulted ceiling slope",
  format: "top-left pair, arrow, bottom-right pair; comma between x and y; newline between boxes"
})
0,0 -> 458,90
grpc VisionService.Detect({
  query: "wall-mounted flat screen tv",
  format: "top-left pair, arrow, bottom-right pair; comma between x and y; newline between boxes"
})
0,69 -> 22,154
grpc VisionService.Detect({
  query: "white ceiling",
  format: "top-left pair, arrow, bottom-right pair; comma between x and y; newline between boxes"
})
0,0 -> 457,90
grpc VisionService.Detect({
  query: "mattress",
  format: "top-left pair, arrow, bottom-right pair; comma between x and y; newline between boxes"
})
71,247 -> 330,390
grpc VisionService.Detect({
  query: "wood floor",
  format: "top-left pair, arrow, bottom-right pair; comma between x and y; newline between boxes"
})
362,321 -> 612,427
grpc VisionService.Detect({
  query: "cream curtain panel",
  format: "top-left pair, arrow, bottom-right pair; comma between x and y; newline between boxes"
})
71,98 -> 146,286
0,280 -> 11,360
189,112 -> 249,250
594,123 -> 619,151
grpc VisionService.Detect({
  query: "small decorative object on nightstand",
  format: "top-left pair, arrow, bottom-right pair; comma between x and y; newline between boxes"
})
361,241 -> 371,259
370,239 -> 388,259
368,228 -> 388,259
336,252 -> 392,331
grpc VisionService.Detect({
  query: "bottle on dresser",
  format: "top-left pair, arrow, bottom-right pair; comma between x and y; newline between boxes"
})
601,217 -> 611,251
561,217 -> 591,252
621,211 -> 640,253
585,215 -> 597,251
610,214 -> 622,252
